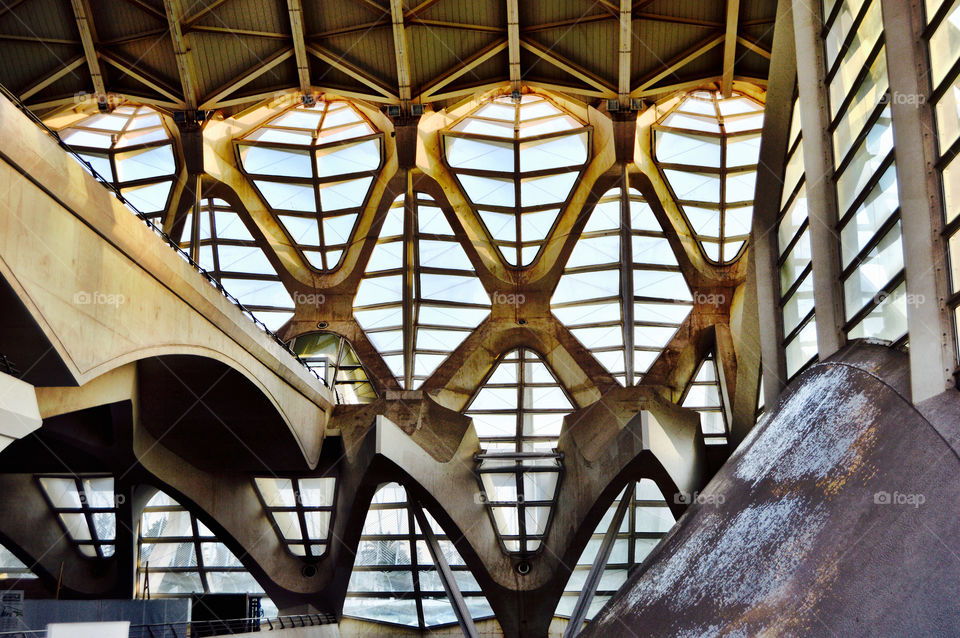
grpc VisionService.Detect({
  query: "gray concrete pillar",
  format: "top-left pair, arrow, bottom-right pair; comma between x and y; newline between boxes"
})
881,0 -> 957,401
792,0 -> 847,359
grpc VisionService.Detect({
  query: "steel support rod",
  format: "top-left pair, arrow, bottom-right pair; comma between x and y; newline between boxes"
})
562,483 -> 633,638
410,499 -> 480,638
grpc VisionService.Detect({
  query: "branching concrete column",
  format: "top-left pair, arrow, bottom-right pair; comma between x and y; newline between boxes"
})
881,0 -> 957,400
792,0 -> 846,359
752,0 -> 796,406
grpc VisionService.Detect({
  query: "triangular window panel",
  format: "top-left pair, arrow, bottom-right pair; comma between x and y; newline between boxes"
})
444,94 -> 591,267
237,100 -> 383,272
353,194 -> 490,388
552,186 -> 693,385
653,90 -> 763,264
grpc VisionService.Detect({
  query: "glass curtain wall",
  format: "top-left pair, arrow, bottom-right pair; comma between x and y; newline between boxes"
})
824,0 -> 907,341
926,0 -> 960,356
343,482 -> 493,628
778,97 -> 818,378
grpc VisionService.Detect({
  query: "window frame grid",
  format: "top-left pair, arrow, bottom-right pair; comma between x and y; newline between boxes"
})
252,476 -> 339,558
36,474 -> 117,560
234,101 -> 385,272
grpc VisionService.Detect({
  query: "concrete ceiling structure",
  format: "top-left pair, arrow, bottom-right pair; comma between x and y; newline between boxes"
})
2,0 -> 959,637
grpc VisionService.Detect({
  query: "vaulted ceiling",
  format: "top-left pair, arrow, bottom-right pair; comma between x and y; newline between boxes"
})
0,0 -> 776,115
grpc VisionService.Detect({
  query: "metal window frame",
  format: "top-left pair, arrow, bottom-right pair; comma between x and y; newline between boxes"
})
36,473 -> 117,560
251,475 -> 339,558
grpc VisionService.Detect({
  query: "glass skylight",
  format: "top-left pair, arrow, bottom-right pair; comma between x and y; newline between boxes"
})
38,475 -> 117,558
290,332 -> 376,404
654,90 -> 764,263
180,197 -> 294,332
253,477 -> 336,557
554,479 -> 675,620
443,94 -> 591,267
237,101 -> 383,272
343,483 -> 493,628
681,353 -> 728,445
464,348 -> 571,554
49,103 -> 176,220
552,186 -> 693,384
354,193 -> 491,388
137,490 -> 267,604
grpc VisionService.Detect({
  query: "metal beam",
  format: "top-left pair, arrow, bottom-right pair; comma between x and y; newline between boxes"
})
161,0 -> 199,110
69,0 -> 107,103
418,40 -> 508,101
306,44 -> 398,100
410,499 -> 479,638
520,37 -> 616,96
736,34 -> 771,59
722,0 -> 740,97
200,48 -> 294,109
99,50 -> 183,105
286,0 -> 311,97
20,56 -> 85,101
618,0 -> 631,103
562,484 -> 633,638
389,0 -> 412,107
507,0 -> 521,91
631,32 -> 724,95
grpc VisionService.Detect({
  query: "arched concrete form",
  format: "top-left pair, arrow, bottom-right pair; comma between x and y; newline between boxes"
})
0,94 -> 331,467
580,343 -> 960,638
136,355 -> 310,471
321,389 -> 704,638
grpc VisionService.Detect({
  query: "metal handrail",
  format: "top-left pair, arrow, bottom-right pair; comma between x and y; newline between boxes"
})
0,612 -> 338,636
0,84 -> 320,382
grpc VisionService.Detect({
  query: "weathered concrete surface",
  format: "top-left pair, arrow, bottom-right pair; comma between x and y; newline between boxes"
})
0,94 -> 332,467
580,343 -> 960,637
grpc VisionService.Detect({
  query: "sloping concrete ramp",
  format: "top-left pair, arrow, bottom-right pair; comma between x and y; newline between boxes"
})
581,343 -> 960,637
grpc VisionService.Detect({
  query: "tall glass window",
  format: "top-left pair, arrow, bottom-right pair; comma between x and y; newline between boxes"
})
653,90 -> 764,263
354,193 -> 491,388
825,0 -> 907,342
926,0 -> 960,358
778,97 -> 818,378
180,197 -> 294,332
343,483 -> 493,628
551,185 -> 693,385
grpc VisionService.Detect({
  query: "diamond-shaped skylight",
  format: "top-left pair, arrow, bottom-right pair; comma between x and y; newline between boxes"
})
237,101 -> 383,271
443,94 -> 591,267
